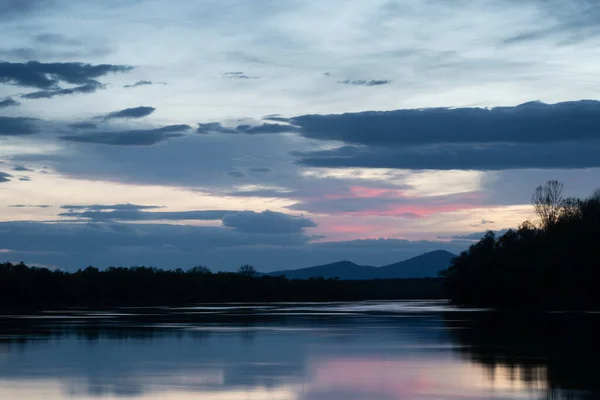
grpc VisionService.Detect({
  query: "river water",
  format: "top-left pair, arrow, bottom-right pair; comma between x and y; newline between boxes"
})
0,301 -> 597,399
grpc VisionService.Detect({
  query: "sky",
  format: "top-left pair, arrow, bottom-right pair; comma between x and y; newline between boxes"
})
1,0 -> 599,272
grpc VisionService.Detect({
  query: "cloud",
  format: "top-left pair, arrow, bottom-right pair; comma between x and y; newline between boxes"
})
57,206 -> 319,236
0,172 -> 12,183
285,101 -> 600,146
270,100 -> 600,169
33,33 -> 80,46
14,132 -> 298,189
225,171 -> 246,178
286,190 -> 483,217
59,209 -> 237,222
61,204 -> 162,211
68,122 -> 97,129
503,32 -> 546,45
0,61 -> 132,89
248,167 -> 270,173
123,80 -> 154,88
12,165 -> 33,172
100,106 -> 156,121
202,100 -> 600,151
21,82 -> 103,99
337,79 -> 391,86
0,116 -> 39,136
197,122 -> 297,135
59,124 -> 191,146
0,97 -> 19,108
293,141 -> 600,170
237,123 -> 299,134
222,210 -> 316,234
9,204 -> 51,208
0,0 -> 52,19
0,33 -> 111,61
221,71 -> 258,79
502,0 -> 600,44
196,122 -> 236,134
263,115 -> 288,123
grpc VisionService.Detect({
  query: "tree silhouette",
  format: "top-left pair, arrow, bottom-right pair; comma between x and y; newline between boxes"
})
189,265 -> 212,275
237,264 -> 257,277
531,180 -> 564,229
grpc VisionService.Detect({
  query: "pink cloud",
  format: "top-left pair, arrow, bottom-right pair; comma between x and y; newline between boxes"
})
293,184 -> 488,217
310,201 -> 485,242
338,203 -> 482,217
292,185 -> 492,241
348,186 -> 406,198
326,225 -> 380,234
321,186 -> 406,201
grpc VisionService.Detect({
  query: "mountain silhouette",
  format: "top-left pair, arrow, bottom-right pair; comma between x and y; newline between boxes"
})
267,250 -> 456,280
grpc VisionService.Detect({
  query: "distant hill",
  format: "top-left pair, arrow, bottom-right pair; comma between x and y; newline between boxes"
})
268,260 -> 378,280
267,250 -> 456,280
375,250 -> 457,279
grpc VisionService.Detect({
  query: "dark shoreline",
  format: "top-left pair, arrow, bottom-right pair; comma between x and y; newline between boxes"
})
0,262 -> 445,312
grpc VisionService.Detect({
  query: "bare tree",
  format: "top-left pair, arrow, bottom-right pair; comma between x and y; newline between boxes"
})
238,264 -> 257,277
531,180 -> 564,230
189,265 -> 212,275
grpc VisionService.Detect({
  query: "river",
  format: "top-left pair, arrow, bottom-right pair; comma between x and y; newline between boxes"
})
0,301 -> 597,399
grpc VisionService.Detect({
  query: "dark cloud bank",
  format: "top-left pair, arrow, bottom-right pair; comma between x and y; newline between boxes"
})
199,100 -> 600,170
0,61 -> 132,98
60,124 -> 191,146
21,82 -> 102,99
7,99 -> 599,168
68,121 -> 97,129
285,100 -> 600,145
0,116 -> 38,136
100,106 -> 156,121
222,210 -> 316,234
60,206 -> 316,235
0,97 -> 19,108
0,61 -> 132,89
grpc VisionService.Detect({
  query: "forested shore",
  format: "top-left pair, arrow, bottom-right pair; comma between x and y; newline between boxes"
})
0,263 -> 444,311
443,181 -> 600,310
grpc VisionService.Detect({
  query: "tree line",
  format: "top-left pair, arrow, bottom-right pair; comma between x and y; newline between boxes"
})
442,181 -> 600,309
0,262 -> 444,311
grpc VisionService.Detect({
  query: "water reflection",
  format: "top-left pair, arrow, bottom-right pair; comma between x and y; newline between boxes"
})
0,301 -> 596,399
447,311 -> 600,400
